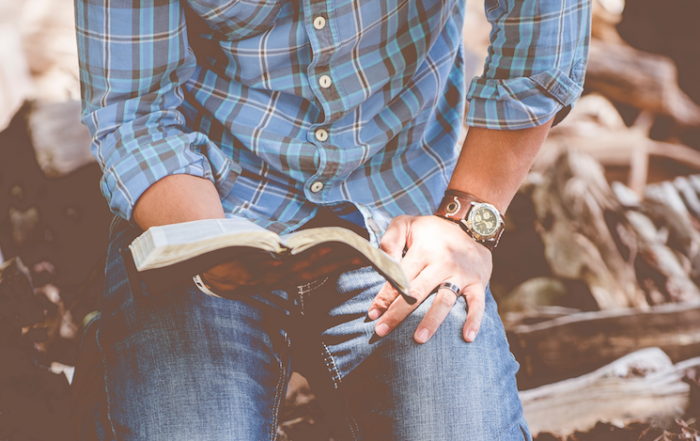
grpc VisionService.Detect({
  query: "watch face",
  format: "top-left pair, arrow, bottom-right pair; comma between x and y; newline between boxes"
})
468,204 -> 501,238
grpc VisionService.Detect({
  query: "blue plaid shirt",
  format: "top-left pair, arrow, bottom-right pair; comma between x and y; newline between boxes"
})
76,0 -> 590,241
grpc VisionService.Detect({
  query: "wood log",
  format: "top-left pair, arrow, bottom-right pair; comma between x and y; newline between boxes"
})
677,176 -> 700,220
503,306 -> 582,329
531,139 -> 700,311
625,210 -> 700,304
644,184 -> 700,276
546,94 -> 700,189
0,1 -> 33,132
521,347 -> 699,437
509,302 -> 700,389
20,0 -> 81,102
591,0 -> 626,44
529,148 -> 648,310
586,40 -> 700,127
26,100 -> 95,177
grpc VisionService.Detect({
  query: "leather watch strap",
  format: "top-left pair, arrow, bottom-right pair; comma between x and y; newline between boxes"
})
435,189 -> 484,222
435,189 -> 505,251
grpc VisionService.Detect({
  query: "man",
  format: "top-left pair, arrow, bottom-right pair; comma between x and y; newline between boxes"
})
73,0 -> 590,438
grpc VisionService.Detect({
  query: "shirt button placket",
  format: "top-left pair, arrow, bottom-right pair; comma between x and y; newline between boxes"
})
311,6 -> 330,200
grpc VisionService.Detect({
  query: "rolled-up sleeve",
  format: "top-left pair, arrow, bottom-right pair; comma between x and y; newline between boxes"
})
466,0 -> 592,130
75,0 -> 240,222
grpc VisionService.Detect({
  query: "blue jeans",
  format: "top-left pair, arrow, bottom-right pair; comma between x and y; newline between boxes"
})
76,218 -> 530,440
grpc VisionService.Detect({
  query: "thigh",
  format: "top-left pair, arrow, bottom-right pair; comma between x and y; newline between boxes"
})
81,218 -> 291,441
312,267 -> 530,441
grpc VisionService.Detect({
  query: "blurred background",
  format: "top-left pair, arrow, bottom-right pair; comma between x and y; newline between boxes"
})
2,0 -> 700,439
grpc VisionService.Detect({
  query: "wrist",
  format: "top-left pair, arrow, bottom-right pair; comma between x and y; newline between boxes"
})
434,190 -> 505,251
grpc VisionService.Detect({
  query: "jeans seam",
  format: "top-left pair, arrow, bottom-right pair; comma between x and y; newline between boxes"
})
95,325 -> 119,441
298,276 -> 329,295
108,215 -> 121,237
270,333 -> 291,441
297,277 -> 329,315
321,342 -> 361,440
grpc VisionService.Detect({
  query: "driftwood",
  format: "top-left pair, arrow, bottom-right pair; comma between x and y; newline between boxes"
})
546,94 -> 700,194
590,0 -> 625,45
525,141 -> 700,314
26,100 -> 95,177
509,302 -> 700,389
521,347 -> 700,437
0,1 -> 33,132
585,40 -> 700,127
527,148 -> 648,310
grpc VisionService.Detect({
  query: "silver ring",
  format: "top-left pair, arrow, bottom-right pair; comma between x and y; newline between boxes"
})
437,282 -> 461,297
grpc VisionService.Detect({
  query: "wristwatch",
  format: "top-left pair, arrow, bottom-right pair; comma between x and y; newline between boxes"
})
435,189 -> 505,251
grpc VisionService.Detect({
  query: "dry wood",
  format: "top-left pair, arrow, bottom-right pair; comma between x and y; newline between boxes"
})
674,176 -> 700,219
509,302 -> 700,388
547,132 -> 700,183
521,347 -> 700,437
626,210 -> 700,304
528,148 -> 647,310
610,180 -> 700,305
546,94 -> 700,192
591,0 -> 626,44
0,1 -> 33,132
586,40 -> 700,127
26,100 -> 95,177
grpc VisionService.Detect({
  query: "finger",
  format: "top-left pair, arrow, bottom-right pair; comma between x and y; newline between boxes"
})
373,266 -> 440,337
462,283 -> 486,343
379,215 -> 410,260
368,281 -> 395,320
367,247 -> 428,320
413,281 -> 462,344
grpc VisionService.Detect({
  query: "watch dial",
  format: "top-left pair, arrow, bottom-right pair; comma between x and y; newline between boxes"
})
471,206 -> 499,236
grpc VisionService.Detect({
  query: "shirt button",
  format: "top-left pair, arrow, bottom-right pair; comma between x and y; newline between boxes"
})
315,128 -> 328,141
319,75 -> 332,88
313,16 -> 326,30
310,181 -> 324,193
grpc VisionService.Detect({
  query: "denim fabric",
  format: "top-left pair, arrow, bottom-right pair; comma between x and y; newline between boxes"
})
78,218 -> 530,441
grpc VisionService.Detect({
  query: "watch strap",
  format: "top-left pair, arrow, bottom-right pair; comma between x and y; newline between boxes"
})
435,189 -> 505,251
436,189 -> 483,222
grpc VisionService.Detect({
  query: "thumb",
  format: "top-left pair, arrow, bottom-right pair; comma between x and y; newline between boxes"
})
380,215 -> 410,261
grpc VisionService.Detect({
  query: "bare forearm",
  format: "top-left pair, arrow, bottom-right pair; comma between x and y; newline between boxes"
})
448,118 -> 554,214
132,174 -> 225,231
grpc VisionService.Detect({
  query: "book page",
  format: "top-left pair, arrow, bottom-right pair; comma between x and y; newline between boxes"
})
131,218 -> 282,271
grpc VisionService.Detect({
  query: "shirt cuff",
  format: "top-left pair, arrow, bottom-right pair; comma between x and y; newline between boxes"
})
100,131 -> 242,222
466,65 -> 584,130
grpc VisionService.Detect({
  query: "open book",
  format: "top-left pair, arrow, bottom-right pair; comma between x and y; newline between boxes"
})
121,218 -> 412,302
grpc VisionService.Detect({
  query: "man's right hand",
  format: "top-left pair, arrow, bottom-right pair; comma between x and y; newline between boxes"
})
133,174 -> 365,294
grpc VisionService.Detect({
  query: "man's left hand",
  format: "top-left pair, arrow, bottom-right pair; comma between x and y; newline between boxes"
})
367,214 -> 492,344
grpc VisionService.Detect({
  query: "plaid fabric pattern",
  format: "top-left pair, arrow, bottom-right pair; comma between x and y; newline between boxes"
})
75,0 -> 590,238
